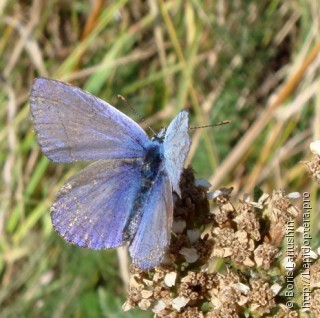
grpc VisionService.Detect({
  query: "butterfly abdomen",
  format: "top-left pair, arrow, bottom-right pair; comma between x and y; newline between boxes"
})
123,141 -> 165,242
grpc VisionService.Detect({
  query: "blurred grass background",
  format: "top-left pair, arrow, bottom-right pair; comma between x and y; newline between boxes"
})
0,0 -> 319,317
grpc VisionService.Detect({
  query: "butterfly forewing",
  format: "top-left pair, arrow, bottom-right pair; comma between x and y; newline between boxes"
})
30,78 -> 150,162
164,110 -> 191,197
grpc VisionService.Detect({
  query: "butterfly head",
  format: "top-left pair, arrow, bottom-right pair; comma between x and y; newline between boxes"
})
152,127 -> 167,143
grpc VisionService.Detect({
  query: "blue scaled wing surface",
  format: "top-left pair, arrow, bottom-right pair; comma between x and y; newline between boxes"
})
129,173 -> 173,269
30,78 -> 150,162
163,110 -> 191,197
50,159 -> 143,249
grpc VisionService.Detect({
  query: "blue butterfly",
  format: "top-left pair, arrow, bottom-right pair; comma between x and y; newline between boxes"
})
30,78 -> 191,269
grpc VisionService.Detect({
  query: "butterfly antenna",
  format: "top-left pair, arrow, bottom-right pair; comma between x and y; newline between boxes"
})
189,120 -> 231,130
117,94 -> 156,135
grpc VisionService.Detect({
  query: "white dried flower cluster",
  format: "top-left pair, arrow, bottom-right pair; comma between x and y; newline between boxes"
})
123,168 -> 319,317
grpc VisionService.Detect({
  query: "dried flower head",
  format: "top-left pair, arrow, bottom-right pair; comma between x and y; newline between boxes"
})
210,188 -> 235,225
266,190 -> 300,247
308,140 -> 320,183
311,288 -> 320,317
211,227 -> 255,266
268,190 -> 299,223
124,168 -> 309,317
249,278 -> 276,315
311,262 -> 320,289
235,201 -> 261,241
254,242 -> 279,270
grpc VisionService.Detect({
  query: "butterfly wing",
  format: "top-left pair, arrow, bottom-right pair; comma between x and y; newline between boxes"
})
129,172 -> 173,269
51,159 -> 142,249
163,110 -> 191,196
30,78 -> 150,162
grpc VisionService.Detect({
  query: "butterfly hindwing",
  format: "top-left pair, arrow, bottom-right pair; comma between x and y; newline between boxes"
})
164,110 -> 191,196
51,159 -> 143,249
129,172 -> 173,269
30,78 -> 150,162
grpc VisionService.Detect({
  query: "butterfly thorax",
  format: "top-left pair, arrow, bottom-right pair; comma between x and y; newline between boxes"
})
141,142 -> 164,181
123,140 -> 165,242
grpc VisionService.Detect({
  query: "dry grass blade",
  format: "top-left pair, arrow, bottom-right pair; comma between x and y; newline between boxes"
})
210,39 -> 320,189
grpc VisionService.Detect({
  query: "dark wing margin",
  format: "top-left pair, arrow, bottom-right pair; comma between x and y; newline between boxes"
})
30,78 -> 150,162
129,173 -> 173,269
50,159 -> 142,249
